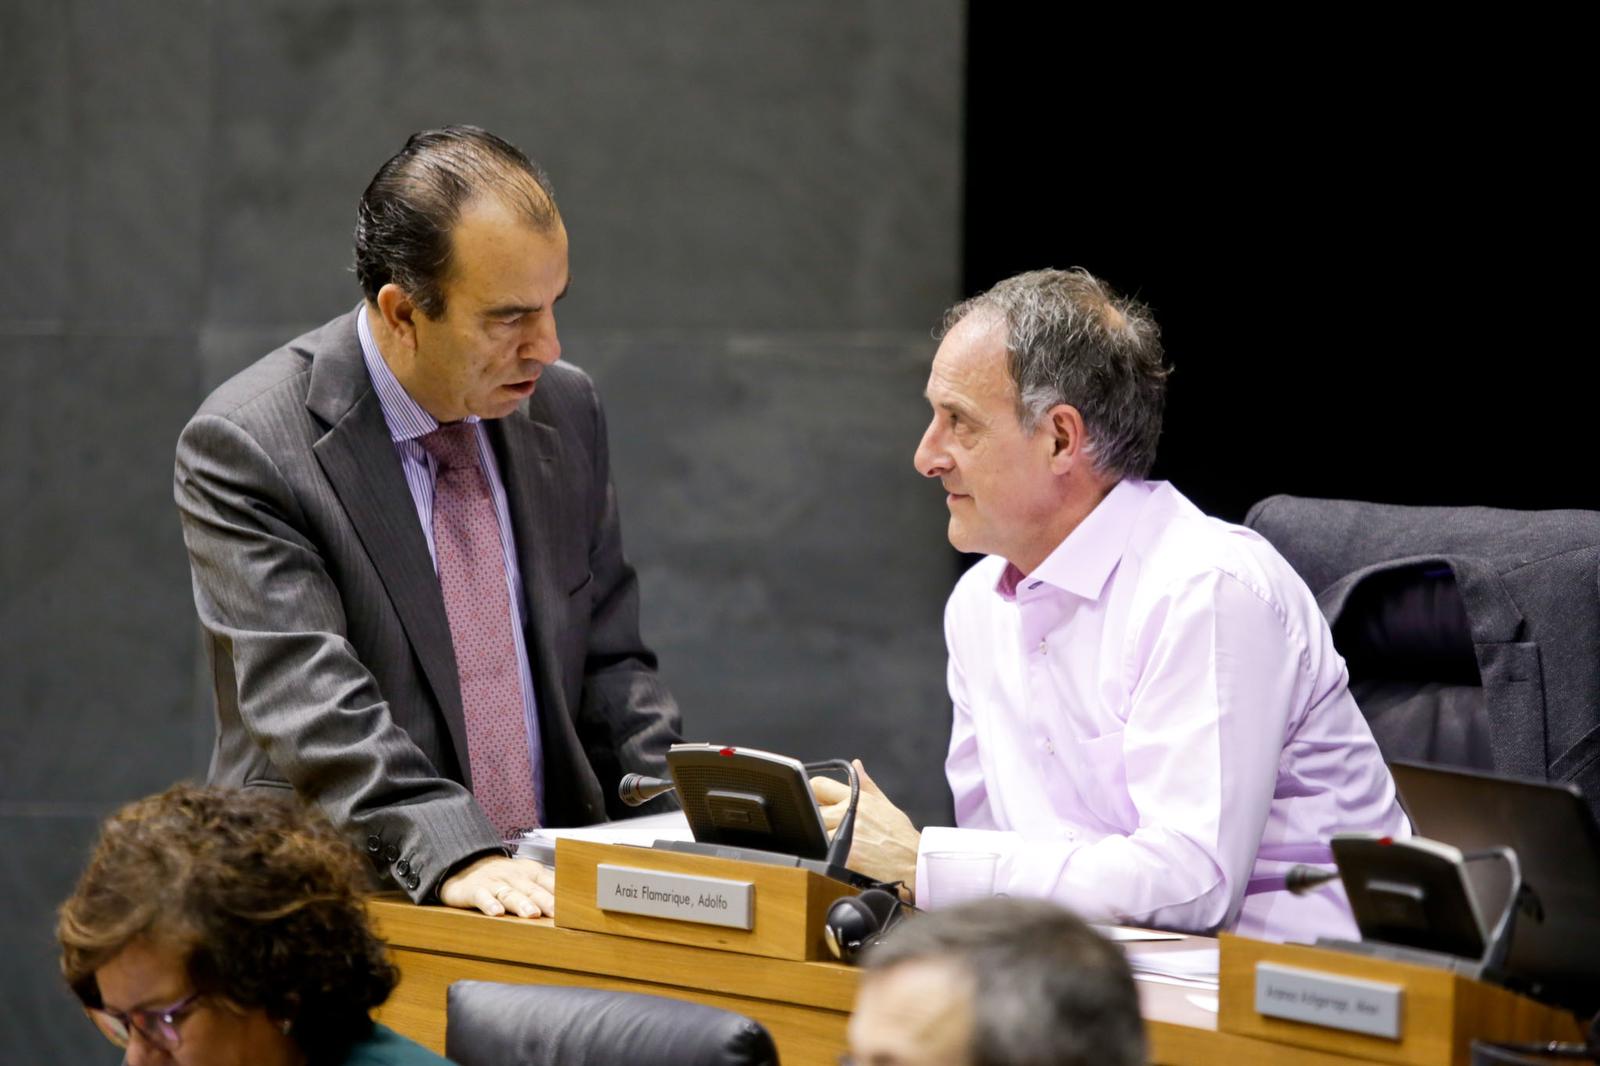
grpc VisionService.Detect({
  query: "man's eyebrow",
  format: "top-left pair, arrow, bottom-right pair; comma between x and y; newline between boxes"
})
481,276 -> 573,319
928,392 -> 979,421
482,303 -> 537,319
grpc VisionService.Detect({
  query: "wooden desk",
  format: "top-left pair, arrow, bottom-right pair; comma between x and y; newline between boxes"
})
369,899 -> 1404,1066
370,899 -> 856,1065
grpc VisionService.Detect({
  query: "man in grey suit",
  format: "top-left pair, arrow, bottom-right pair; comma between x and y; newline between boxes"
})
175,127 -> 681,918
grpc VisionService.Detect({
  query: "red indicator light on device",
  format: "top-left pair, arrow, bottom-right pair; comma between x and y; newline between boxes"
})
719,747 -> 736,757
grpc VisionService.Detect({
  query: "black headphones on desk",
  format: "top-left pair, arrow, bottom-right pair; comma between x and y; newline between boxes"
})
823,888 -> 915,964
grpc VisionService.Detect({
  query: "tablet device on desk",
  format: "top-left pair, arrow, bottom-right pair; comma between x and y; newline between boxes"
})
1389,759 -> 1600,1011
667,743 -> 832,861
1331,831 -> 1487,959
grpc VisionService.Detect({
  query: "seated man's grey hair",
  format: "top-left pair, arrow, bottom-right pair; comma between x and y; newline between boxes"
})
863,897 -> 1146,1066
942,268 -> 1169,480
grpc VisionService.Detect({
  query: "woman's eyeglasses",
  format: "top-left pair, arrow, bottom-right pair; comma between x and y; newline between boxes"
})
87,991 -> 204,1051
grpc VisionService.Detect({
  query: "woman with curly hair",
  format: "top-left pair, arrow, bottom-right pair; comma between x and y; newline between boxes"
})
58,784 -> 453,1065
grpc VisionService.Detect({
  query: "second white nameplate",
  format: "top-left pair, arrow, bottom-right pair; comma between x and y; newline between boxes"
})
1255,961 -> 1404,1040
596,863 -> 755,930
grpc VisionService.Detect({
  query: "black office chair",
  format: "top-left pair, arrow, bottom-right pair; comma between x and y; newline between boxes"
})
445,980 -> 781,1066
1244,494 -> 1600,824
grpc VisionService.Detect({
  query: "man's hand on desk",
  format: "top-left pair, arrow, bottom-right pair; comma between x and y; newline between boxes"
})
811,759 -> 921,894
439,855 -> 556,918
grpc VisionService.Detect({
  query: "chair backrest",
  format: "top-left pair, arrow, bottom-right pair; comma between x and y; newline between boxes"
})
445,981 -> 780,1066
1327,559 -> 1493,769
1242,494 -> 1581,779
1244,495 -> 1494,769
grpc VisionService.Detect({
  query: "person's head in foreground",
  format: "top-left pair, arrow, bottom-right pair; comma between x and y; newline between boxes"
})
847,897 -> 1146,1066
58,784 -> 402,1066
914,266 -> 1167,573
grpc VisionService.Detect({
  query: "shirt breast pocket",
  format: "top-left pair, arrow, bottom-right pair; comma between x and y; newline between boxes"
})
1055,728 -> 1138,832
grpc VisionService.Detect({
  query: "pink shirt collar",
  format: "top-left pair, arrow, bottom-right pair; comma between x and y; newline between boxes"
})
996,478 -> 1153,602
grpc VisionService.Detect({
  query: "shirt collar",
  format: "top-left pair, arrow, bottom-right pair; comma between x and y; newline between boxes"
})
356,304 -> 478,443
996,478 -> 1154,603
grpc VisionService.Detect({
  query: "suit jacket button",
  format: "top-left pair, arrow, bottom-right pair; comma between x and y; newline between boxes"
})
384,845 -> 399,862
406,873 -> 420,890
367,835 -> 381,854
397,859 -> 411,876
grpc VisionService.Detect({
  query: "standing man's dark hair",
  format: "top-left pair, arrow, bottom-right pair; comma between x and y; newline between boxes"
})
850,897 -> 1147,1066
354,125 -> 560,317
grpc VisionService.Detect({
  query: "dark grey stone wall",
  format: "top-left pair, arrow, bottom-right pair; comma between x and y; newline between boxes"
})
1,2 -> 962,1058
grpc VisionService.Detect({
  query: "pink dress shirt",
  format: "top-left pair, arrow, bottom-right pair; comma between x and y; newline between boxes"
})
918,479 -> 1410,942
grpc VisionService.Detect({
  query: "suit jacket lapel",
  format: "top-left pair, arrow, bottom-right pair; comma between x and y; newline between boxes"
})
304,311 -> 472,785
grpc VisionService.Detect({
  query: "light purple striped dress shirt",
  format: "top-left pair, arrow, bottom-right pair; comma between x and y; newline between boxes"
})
918,479 -> 1410,943
357,307 -> 543,813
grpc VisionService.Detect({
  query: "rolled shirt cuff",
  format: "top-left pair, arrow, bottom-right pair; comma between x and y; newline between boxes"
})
916,825 -> 1085,911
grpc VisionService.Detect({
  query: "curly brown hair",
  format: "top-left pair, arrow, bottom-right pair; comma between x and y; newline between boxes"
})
58,784 -> 398,1064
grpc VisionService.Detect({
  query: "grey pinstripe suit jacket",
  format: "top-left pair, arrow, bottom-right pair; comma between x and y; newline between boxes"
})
174,309 -> 682,900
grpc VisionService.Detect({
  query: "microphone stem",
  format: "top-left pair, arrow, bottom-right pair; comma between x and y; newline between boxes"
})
807,759 -> 858,868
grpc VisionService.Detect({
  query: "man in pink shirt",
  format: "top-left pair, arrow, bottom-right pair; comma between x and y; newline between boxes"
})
815,268 -> 1408,941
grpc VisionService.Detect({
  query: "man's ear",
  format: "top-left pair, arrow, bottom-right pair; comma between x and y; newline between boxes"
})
374,284 -> 421,355
1045,403 -> 1088,474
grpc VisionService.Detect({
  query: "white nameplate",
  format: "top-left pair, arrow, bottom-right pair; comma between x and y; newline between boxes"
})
596,864 -> 754,930
1255,961 -> 1404,1040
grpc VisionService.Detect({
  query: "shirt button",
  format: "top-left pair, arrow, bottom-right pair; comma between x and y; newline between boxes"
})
1044,738 -> 1054,754
1037,640 -> 1047,654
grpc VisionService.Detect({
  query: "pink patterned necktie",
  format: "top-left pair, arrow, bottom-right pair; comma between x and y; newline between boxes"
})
418,423 -> 538,836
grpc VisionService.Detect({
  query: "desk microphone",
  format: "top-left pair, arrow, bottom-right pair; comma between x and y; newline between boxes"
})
811,758 -> 860,872
618,773 -> 675,807
1285,864 -> 1341,895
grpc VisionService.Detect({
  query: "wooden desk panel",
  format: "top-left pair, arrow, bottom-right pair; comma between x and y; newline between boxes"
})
371,899 -> 1398,1066
1218,934 -> 1583,1066
1132,937 -> 1383,1066
381,948 -> 850,1064
370,900 -> 853,1064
